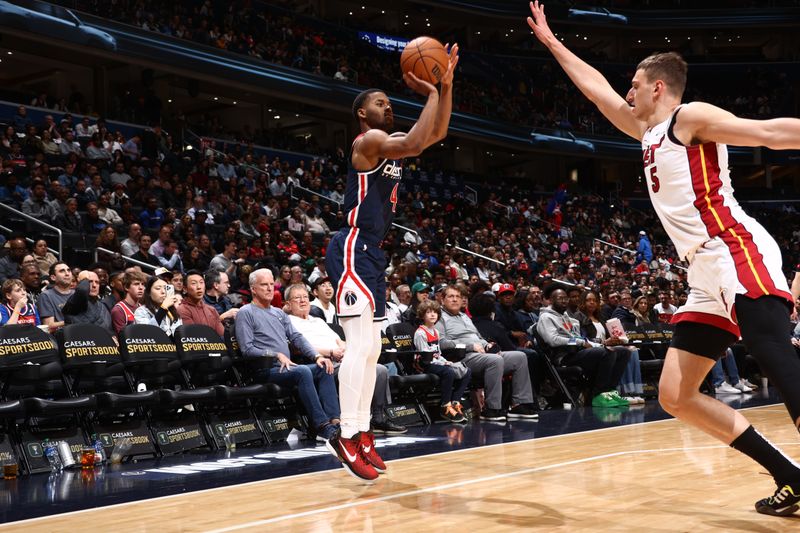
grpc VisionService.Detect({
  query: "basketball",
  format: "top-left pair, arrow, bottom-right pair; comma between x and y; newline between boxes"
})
400,36 -> 449,85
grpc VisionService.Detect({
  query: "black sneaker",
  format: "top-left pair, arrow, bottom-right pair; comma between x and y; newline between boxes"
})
371,419 -> 408,435
755,484 -> 800,516
479,408 -> 507,421
507,404 -> 539,420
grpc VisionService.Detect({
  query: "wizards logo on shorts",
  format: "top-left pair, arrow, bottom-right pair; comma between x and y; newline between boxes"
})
343,291 -> 358,306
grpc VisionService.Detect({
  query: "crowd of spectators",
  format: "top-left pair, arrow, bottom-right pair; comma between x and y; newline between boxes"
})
61,0 -> 793,140
3,91 -> 798,415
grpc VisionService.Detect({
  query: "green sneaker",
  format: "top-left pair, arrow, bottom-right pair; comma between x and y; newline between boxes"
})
608,390 -> 630,407
591,392 -> 620,408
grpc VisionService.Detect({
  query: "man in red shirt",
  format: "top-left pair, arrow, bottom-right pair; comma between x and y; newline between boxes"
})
178,270 -> 223,336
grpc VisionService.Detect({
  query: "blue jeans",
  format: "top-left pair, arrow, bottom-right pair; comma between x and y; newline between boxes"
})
711,349 -> 740,387
424,363 -> 473,405
618,347 -> 643,395
266,364 -> 340,428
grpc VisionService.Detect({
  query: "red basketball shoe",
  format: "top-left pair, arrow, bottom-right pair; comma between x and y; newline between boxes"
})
360,431 -> 386,474
326,431 -> 378,482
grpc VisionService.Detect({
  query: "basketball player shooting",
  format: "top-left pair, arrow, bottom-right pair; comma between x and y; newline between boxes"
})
528,0 -> 800,516
325,44 -> 459,482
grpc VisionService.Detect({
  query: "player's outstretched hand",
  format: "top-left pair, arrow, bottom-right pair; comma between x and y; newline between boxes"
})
527,1 -> 556,47
403,71 -> 438,97
440,43 -> 459,88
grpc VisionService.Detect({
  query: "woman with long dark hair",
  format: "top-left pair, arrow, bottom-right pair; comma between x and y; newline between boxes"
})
579,290 -> 644,404
133,275 -> 182,336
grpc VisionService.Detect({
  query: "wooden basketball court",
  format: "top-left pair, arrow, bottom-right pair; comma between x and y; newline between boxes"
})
3,404 -> 798,532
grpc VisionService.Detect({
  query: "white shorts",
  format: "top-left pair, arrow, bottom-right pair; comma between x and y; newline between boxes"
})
673,220 -> 792,337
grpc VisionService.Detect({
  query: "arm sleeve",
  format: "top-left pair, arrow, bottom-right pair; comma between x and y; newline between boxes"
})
158,254 -> 179,269
234,307 -> 262,358
177,303 -> 192,324
433,320 -> 458,350
536,313 -> 572,348
62,280 -> 90,315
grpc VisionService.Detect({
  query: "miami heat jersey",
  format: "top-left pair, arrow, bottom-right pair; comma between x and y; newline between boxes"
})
642,105 -> 791,306
344,133 -> 403,240
642,106 -> 753,260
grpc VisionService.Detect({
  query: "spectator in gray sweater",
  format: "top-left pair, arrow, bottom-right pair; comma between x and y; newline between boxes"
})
435,284 -> 537,422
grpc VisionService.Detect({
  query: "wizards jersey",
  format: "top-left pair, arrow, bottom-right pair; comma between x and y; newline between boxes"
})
344,133 -> 403,240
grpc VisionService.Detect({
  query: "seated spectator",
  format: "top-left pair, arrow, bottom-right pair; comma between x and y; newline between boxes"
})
385,285 -> 402,328
309,277 -> 336,324
285,283 -> 406,434
83,202 -> 107,234
134,275 -> 182,336
435,284 -> 537,421
632,295 -> 652,326
120,224 -> 142,257
653,290 -> 678,324
149,225 -> 173,258
97,193 -> 123,227
400,282 -> 431,325
395,284 -> 412,312
210,240 -> 239,277
579,290 -> 644,404
95,226 -> 126,271
516,286 -> 543,334
611,290 -> 637,331
139,196 -> 165,229
306,212 -> 329,235
20,264 -> 42,306
0,279 -> 40,325
131,234 -> 161,268
21,180 -> 55,222
537,285 -> 630,408
62,270 -> 112,331
494,283 -> 534,347
157,240 -> 184,273
0,237 -> 27,283
414,300 -> 471,423
235,268 -> 339,441
203,270 -> 238,322
38,262 -> 74,330
178,270 -> 223,336
110,270 -> 147,334
307,257 -> 327,286
32,239 -> 57,278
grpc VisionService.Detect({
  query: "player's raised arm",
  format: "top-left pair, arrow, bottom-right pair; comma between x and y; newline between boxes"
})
356,74 -> 439,166
527,1 -> 645,141
423,43 -> 459,147
675,101 -> 800,150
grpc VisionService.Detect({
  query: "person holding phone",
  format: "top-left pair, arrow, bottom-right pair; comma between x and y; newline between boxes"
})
134,275 -> 183,336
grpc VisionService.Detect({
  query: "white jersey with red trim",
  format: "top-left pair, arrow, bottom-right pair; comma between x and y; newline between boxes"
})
344,132 -> 403,240
642,105 -> 740,260
643,105 -> 791,304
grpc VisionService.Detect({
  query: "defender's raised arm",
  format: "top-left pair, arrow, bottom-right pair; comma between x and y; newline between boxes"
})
527,1 -> 645,140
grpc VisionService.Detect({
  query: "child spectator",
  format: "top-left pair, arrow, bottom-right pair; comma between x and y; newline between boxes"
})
413,300 -> 471,423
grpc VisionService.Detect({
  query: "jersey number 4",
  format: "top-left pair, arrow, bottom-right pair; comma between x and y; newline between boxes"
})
390,183 -> 399,213
647,165 -> 660,193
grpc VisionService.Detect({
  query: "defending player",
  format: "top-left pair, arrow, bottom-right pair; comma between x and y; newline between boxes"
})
325,45 -> 459,481
528,1 -> 800,516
